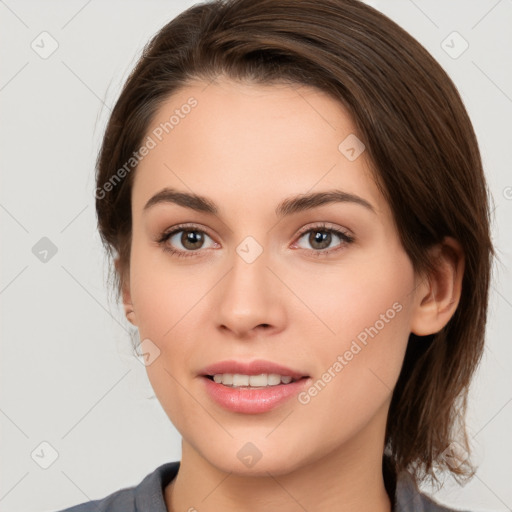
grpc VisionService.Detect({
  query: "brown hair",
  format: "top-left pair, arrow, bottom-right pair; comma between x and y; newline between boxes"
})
95,0 -> 494,485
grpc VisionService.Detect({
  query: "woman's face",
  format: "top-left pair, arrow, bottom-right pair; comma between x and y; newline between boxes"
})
125,78 -> 425,475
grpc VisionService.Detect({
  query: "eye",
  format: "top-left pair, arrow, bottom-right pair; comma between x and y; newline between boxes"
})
158,224 -> 218,257
293,223 -> 354,255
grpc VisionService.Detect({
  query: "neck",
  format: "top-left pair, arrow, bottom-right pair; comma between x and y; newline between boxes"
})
165,414 -> 393,512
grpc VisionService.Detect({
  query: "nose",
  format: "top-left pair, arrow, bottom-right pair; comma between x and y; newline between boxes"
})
215,247 -> 286,339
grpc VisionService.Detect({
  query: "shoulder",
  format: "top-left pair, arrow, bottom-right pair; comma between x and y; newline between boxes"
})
395,471 -> 472,512
53,462 -> 180,512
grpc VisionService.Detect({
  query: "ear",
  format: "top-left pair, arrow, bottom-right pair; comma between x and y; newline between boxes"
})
115,258 -> 138,326
410,237 -> 465,336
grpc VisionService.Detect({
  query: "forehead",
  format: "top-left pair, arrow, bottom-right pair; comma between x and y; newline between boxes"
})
132,78 -> 388,220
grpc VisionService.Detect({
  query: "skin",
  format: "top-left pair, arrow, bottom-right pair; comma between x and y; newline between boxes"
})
120,78 -> 464,512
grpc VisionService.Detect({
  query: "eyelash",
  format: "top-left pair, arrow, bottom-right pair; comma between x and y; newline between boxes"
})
157,222 -> 355,259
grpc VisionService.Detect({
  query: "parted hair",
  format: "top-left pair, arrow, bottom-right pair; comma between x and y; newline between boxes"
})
95,0 -> 494,485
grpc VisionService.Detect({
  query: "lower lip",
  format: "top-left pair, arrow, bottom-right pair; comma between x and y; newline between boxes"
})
202,376 -> 310,414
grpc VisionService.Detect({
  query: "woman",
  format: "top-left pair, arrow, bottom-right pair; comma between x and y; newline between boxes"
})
58,0 -> 493,510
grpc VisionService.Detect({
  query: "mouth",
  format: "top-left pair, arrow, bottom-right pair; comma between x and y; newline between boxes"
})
204,373 -> 306,388
199,359 -> 309,386
199,360 -> 311,414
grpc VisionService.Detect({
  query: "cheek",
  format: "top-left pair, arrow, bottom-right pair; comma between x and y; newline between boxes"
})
290,250 -> 415,429
129,245 -> 206,431
287,248 -> 415,352
287,249 -> 414,373
128,242 -> 217,417
129,239 -> 210,342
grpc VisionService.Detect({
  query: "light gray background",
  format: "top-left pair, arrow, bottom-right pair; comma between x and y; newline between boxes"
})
0,1 -> 511,511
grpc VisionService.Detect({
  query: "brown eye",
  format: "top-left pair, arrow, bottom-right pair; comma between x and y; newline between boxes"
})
159,226 -> 217,257
180,230 -> 205,250
294,225 -> 354,255
308,231 -> 332,250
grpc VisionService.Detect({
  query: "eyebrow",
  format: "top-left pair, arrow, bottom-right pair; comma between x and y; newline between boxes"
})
276,190 -> 375,216
144,188 -> 218,214
143,187 -> 375,217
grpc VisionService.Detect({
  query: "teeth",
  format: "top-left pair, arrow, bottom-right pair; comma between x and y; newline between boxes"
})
267,374 -> 281,385
211,373 -> 296,387
233,374 -> 249,386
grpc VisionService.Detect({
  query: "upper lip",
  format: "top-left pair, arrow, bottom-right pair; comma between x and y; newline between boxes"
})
200,360 -> 308,380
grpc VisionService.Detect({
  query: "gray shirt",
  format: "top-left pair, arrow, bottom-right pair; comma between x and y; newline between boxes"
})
55,461 -> 469,512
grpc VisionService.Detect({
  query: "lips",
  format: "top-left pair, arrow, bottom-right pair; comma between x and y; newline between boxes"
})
199,359 -> 308,381
199,359 -> 310,414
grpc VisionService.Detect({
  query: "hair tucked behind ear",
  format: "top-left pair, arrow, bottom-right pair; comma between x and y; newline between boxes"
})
95,0 -> 494,485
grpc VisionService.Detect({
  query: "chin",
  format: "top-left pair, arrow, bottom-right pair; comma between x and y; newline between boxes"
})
194,436 -> 316,477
